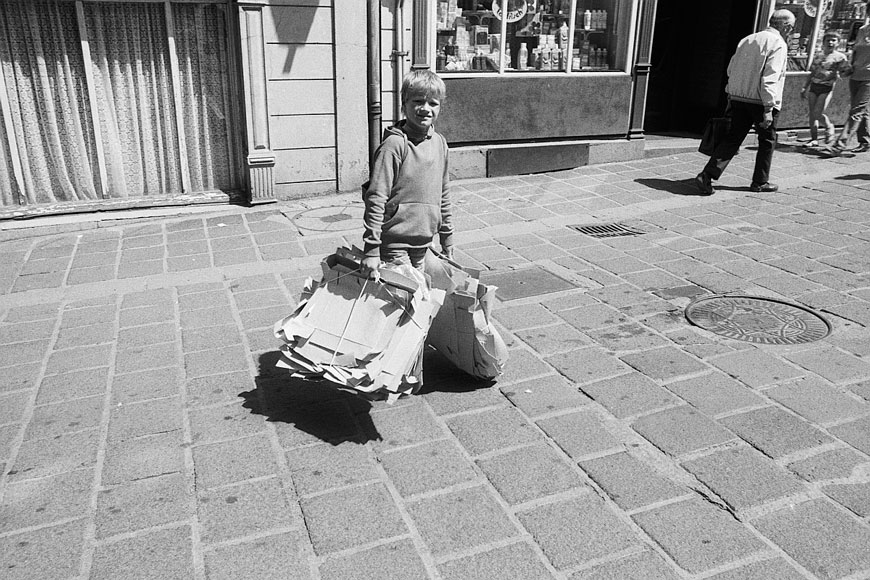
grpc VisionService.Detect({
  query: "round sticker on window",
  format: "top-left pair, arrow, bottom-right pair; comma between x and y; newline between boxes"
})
493,0 -> 528,23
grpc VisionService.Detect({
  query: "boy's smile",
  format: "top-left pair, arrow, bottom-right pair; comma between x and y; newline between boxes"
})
403,94 -> 441,136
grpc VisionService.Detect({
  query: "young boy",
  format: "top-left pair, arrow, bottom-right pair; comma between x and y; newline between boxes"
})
360,70 -> 454,392
802,30 -> 850,147
361,69 -> 454,277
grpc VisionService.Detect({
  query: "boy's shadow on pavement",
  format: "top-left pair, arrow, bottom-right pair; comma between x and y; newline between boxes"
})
244,350 -> 492,445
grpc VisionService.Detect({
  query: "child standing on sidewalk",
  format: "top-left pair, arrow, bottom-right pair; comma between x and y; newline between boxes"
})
802,30 -> 850,147
360,69 -> 455,391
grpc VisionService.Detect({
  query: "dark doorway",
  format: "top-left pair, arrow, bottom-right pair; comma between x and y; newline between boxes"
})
644,1 -> 758,136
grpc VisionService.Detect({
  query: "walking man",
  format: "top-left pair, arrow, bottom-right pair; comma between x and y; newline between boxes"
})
696,9 -> 796,195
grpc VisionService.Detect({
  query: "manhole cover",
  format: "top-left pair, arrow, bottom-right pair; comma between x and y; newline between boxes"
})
481,266 -> 576,301
685,295 -> 831,345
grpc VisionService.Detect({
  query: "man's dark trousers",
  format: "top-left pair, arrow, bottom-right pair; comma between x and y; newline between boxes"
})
703,99 -> 779,186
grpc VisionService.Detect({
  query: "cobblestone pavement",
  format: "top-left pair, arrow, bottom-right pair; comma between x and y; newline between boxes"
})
1,141 -> 870,580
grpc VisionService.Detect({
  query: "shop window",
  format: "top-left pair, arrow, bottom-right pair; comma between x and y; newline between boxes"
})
435,0 -> 630,74
776,0 -> 866,71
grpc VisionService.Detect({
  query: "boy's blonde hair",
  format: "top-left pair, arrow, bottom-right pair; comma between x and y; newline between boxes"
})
400,70 -> 446,106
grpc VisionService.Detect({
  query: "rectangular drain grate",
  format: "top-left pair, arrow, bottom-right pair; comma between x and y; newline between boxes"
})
568,222 -> 645,238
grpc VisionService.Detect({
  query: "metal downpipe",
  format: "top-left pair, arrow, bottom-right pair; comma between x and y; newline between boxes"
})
367,0 -> 381,165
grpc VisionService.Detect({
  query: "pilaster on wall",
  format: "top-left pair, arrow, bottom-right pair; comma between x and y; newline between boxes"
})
628,0 -> 658,140
239,4 -> 275,202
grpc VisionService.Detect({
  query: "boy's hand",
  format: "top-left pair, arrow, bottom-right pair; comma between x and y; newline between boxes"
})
360,256 -> 381,280
442,245 -> 454,260
800,87 -> 807,99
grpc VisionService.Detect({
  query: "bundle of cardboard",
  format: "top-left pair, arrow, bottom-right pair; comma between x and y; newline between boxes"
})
273,247 -> 507,403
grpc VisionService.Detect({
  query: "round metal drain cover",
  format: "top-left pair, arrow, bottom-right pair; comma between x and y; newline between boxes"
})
685,295 -> 831,345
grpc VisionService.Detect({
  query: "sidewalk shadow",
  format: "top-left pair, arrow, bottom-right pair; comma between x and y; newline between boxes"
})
635,178 -> 712,196
418,347 -> 496,395
244,351 -> 379,445
835,173 -> 870,180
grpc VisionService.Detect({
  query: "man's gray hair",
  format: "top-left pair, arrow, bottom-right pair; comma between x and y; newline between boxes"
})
770,9 -> 796,28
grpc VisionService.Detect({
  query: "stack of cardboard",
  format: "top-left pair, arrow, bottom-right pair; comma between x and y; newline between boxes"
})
424,251 -> 508,379
273,247 -> 445,403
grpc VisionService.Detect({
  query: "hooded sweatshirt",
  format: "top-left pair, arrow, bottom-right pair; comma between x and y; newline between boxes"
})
363,121 -> 453,258
725,27 -> 788,112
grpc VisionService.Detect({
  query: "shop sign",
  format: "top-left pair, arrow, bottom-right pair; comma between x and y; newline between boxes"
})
492,0 -> 527,23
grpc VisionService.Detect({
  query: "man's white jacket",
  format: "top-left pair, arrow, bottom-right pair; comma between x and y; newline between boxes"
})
725,27 -> 788,112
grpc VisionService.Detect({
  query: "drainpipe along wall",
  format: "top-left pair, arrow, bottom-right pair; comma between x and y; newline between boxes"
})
393,0 -> 407,122
367,0 -> 381,165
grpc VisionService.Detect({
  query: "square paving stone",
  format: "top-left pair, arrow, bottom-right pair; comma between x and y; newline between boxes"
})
477,442 -> 586,505
36,367 -> 108,404
118,302 -> 176,328
632,498 -> 766,574
180,306 -> 237,330
189,402 -> 267,444
406,485 -> 518,557
518,493 -> 641,570
181,324 -> 242,353
619,346 -> 709,382
285,441 -> 379,496
439,541 -> 553,580
632,405 -> 736,457
705,558 -> 805,580
184,344 -> 250,379
379,439 -> 477,497
204,530 -> 312,580
112,366 -> 182,403
767,377 -> 870,424
421,382 -> 506,416
116,322 -> 177,349
0,468 -> 93,533
192,433 -> 278,489
493,303 -> 560,331
0,392 -> 28,424
580,372 -> 679,418
585,322 -> 671,352
546,346 -> 632,385
91,525 -> 193,580
536,409 -> 622,459
271,398 -> 364,449
823,481 -> 870,517
0,362 -> 41,393
107,396 -> 183,443
44,344 -> 112,376
2,340 -> 50,367
720,406 -> 833,459
0,424 -> 18,460
185,371 -> 253,408
515,322 -> 591,355
753,498 -> 870,579
115,342 -> 179,374
579,451 -> 688,511
0,520 -> 86,580
784,344 -> 870,384
496,348 -> 552,384
500,375 -> 592,417
96,473 -> 191,538
787,448 -> 869,482
568,550 -> 681,580
319,539 -> 427,580
829,416 -> 870,455
24,395 -> 104,441
664,372 -> 765,416
709,350 -> 804,388
102,430 -> 185,485
4,302 -> 61,323
178,289 -> 231,312
8,429 -> 99,481
482,266 -> 575,301
368,402 -> 445,451
445,405 -> 543,456
301,482 -> 407,555
682,446 -> 805,512
556,303 -> 630,332
198,476 -> 299,544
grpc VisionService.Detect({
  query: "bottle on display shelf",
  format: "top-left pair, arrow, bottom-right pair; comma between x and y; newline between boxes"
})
558,21 -> 569,48
533,46 -> 542,70
583,9 -> 592,30
541,44 -> 551,70
518,42 -> 529,70
601,47 -> 608,69
572,48 -> 581,71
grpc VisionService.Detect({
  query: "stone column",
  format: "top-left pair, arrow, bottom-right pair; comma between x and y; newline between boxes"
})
239,3 -> 275,202
628,0 -> 658,140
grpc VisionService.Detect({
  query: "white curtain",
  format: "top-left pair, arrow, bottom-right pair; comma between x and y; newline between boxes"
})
173,2 -> 239,192
0,0 -> 99,205
0,0 -> 241,207
85,1 -> 182,198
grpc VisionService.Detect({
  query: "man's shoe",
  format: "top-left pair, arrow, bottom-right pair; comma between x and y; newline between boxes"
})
750,182 -> 778,193
695,172 -> 714,195
850,143 -> 870,153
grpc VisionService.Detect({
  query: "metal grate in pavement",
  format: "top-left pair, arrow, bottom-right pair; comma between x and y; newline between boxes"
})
568,222 -> 645,238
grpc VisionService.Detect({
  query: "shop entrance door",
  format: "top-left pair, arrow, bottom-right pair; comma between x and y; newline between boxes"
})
0,0 -> 242,210
644,0 -> 757,136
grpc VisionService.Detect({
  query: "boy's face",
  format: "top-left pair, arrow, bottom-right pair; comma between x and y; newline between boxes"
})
823,36 -> 838,51
403,92 -> 441,134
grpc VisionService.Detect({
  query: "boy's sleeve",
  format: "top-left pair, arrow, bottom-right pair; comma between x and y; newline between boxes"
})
438,138 -> 454,251
363,138 -> 403,258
